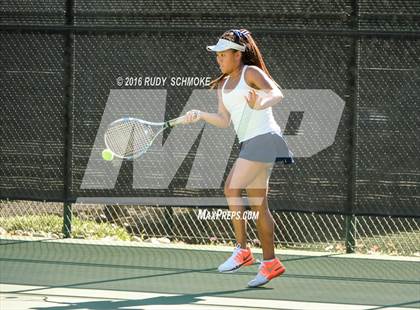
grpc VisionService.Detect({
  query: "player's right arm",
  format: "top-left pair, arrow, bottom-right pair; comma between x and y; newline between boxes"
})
198,79 -> 231,128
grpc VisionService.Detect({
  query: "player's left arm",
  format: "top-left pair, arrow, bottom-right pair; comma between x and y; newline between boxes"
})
244,65 -> 284,110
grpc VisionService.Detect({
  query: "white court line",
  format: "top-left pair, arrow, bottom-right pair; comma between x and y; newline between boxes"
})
0,284 -> 414,310
1,236 -> 419,262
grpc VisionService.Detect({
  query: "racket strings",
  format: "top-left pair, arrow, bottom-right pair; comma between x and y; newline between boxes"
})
105,120 -> 155,157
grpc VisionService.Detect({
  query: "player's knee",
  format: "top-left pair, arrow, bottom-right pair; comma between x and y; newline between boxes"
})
249,202 -> 267,212
246,182 -> 268,198
246,187 -> 268,208
224,182 -> 242,197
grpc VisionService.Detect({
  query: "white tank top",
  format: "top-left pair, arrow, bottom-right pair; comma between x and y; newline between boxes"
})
222,65 -> 282,143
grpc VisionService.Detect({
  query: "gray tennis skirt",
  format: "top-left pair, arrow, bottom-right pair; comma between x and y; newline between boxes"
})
239,131 -> 295,165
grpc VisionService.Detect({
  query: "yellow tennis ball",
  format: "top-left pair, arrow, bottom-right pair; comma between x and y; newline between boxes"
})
102,149 -> 114,161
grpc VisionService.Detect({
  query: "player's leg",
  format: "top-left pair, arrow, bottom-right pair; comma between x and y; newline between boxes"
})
223,162 -> 247,249
246,165 -> 286,287
224,158 -> 273,247
246,165 -> 275,260
219,158 -> 271,273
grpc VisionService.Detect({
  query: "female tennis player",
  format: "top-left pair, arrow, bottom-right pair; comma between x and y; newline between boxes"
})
184,29 -> 294,288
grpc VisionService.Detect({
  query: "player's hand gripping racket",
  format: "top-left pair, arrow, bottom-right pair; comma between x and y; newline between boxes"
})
103,112 -> 198,160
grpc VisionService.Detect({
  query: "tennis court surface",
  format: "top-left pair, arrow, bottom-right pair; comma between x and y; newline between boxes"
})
1,238 -> 419,310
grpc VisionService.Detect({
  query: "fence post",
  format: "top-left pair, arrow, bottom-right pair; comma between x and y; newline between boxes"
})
345,214 -> 356,253
62,0 -> 74,238
345,0 -> 359,254
62,203 -> 72,238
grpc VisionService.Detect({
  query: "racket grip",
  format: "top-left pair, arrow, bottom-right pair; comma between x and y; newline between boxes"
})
168,115 -> 187,127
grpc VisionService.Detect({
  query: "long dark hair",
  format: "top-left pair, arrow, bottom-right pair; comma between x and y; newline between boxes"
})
209,29 -> 278,89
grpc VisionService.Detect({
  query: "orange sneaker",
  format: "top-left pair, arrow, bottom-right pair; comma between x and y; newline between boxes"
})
218,245 -> 255,273
247,258 -> 286,287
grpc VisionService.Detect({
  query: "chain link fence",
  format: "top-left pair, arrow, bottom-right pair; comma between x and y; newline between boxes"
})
1,1 -> 419,259
1,199 -> 418,256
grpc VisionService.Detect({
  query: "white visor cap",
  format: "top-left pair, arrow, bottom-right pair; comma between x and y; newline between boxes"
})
206,38 -> 246,52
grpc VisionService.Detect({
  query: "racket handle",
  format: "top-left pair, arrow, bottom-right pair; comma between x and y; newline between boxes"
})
167,115 -> 187,127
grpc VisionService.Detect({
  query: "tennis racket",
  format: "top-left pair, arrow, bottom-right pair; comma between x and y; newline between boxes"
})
104,113 -> 196,160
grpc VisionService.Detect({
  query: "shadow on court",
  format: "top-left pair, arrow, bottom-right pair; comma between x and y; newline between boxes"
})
27,288 -> 272,310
